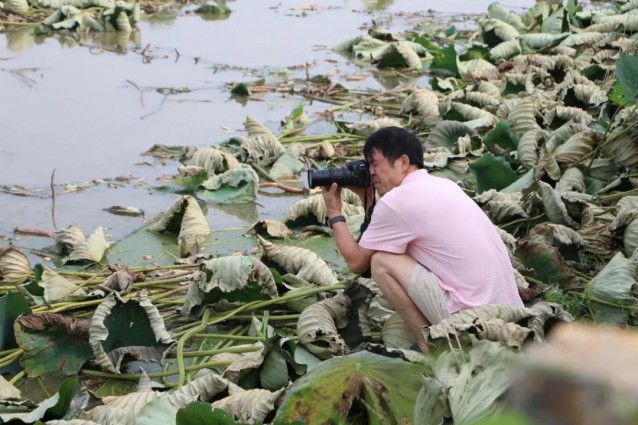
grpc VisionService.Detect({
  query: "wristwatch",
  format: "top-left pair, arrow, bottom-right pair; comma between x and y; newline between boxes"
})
328,215 -> 346,229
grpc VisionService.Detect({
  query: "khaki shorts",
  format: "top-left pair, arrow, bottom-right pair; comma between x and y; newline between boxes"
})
407,264 -> 451,325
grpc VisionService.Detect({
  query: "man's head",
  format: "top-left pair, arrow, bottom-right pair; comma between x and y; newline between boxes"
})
363,127 -> 424,195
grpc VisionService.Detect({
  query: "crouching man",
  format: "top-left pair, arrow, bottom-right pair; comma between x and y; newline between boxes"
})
322,126 -> 523,354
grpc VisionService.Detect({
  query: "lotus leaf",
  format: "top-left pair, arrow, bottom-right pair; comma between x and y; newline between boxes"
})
181,256 -> 277,314
257,236 -> 338,286
89,292 -> 174,374
136,373 -> 232,425
185,147 -> 241,175
297,293 -> 350,359
469,153 -> 518,193
400,88 -> 440,118
14,313 -> 92,377
381,312 -> 415,349
425,120 -> 478,150
39,267 -> 88,302
488,3 -> 526,30
197,166 -> 259,204
584,250 -> 638,324
274,350 -> 425,425
147,195 -> 211,257
0,378 -> 81,423
346,117 -> 401,136
239,117 -> 283,167
212,386 -> 285,424
0,248 -> 31,285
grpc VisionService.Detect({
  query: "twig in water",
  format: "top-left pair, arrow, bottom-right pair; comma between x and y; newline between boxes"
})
50,168 -> 57,231
174,48 -> 180,63
127,79 -> 145,107
141,94 -> 168,120
14,228 -> 54,238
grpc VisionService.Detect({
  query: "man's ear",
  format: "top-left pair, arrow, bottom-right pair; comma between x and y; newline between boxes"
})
401,154 -> 410,169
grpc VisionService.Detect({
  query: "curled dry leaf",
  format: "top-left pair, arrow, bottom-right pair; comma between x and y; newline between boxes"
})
185,147 -> 241,175
66,227 -> 111,263
89,292 -> 174,374
239,116 -> 284,166
424,302 -> 572,350
257,235 -> 338,286
474,190 -> 528,224
182,256 -> 278,314
248,220 -> 293,239
401,88 -> 440,118
39,267 -> 88,302
54,225 -> 86,254
211,386 -> 286,425
381,312 -> 415,349
297,293 -> 351,359
285,193 -> 363,224
147,195 -> 212,257
346,117 -> 402,137
0,248 -> 31,285
0,375 -> 21,401
88,387 -> 160,425
103,206 -> 144,217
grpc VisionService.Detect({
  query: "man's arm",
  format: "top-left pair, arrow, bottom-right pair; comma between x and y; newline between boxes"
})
322,183 -> 375,274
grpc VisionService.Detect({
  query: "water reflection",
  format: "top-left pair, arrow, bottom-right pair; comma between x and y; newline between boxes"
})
205,201 -> 259,224
4,26 -> 141,53
362,0 -> 396,11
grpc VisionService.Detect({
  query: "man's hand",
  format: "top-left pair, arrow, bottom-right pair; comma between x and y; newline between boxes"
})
322,183 -> 343,217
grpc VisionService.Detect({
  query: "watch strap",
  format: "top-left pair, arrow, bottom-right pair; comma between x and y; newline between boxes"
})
328,215 -> 346,229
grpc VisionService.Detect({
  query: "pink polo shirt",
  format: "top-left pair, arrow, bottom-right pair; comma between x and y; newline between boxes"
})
359,169 -> 523,313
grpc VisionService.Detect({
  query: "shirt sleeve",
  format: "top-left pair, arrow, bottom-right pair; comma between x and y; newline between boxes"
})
359,198 -> 412,254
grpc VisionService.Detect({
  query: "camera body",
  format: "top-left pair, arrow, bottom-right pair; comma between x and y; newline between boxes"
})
307,159 -> 371,189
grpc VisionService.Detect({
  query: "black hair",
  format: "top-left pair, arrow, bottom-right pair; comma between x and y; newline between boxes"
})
363,126 -> 424,169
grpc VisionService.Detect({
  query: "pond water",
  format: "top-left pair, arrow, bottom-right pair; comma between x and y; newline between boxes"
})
0,0 -> 536,263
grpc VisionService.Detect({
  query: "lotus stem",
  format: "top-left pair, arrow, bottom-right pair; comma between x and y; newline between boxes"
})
0,349 -> 24,369
8,370 -> 25,385
81,358 -> 234,381
169,283 -> 346,338
192,333 -> 266,341
170,344 -> 261,359
587,295 -> 638,311
176,308 -> 211,386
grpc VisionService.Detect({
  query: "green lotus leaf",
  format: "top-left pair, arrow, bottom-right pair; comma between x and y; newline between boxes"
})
197,166 -> 259,204
425,120 -> 478,150
469,152 -> 518,194
0,292 -> 31,374
274,350 -> 426,425
181,256 -> 278,314
483,120 -> 520,151
584,251 -> 638,324
269,145 -> 305,181
540,7 -> 568,34
515,226 -> 580,287
89,292 -> 174,374
381,312 -> 415,349
176,403 -> 243,425
615,53 -> 638,101
14,313 -> 92,377
430,44 -> 459,77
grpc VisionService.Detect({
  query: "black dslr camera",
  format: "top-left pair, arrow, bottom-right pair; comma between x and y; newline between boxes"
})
307,159 -> 371,189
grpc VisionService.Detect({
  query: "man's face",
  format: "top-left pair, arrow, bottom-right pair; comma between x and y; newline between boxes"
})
367,148 -> 405,196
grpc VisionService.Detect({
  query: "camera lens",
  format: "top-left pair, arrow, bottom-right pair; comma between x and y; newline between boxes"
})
308,168 -> 347,188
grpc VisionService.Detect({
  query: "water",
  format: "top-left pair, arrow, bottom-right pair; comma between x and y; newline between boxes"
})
0,0 -> 536,259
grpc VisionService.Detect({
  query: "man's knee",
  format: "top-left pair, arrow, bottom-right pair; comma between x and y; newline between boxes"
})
370,251 -> 393,278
